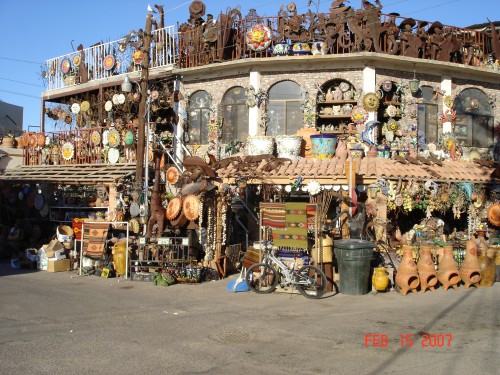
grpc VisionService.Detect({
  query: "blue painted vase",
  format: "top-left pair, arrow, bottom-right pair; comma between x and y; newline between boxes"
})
310,134 -> 337,159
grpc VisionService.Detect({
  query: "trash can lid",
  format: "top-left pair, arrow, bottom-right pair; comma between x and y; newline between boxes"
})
334,239 -> 376,250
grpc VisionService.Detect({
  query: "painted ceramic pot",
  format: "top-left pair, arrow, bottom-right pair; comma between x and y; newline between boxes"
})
246,136 -> 274,156
275,135 -> 302,159
372,267 -> 389,292
310,133 -> 337,159
311,40 -> 328,55
292,42 -> 311,55
272,42 -> 291,56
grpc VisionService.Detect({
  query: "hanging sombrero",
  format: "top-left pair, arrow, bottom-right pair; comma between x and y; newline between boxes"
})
183,194 -> 200,221
487,203 -> 500,227
166,166 -> 180,184
166,196 -> 182,220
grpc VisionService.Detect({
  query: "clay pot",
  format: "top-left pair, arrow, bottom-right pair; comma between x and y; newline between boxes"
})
459,239 -> 481,289
477,242 -> 496,287
335,139 -> 348,162
437,245 -> 460,291
372,267 -> 389,292
417,245 -> 438,292
395,245 -> 420,295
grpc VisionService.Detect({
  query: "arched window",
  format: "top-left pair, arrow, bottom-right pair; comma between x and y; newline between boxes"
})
417,86 -> 438,145
187,90 -> 211,144
267,81 -> 302,136
454,88 -> 494,148
221,86 -> 248,143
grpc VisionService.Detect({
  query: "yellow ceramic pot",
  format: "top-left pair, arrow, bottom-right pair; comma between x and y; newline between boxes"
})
372,267 -> 389,292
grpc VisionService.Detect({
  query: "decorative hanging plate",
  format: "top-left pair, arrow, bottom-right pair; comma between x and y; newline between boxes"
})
183,194 -> 200,221
166,166 -> 180,184
104,100 -> 113,112
382,80 -> 393,92
80,101 -> 90,112
339,82 -> 350,92
107,128 -> 121,147
443,95 -> 454,108
61,57 -> 71,74
350,106 -> 368,124
102,130 -> 109,145
91,130 -> 101,145
29,134 -> 37,147
132,50 -> 144,64
150,90 -> 159,100
22,132 -> 30,147
34,194 -> 44,210
387,118 -> 398,131
386,104 -> 398,118
108,147 -> 119,164
39,202 -> 49,218
36,133 -> 46,147
61,142 -> 74,161
245,24 -> 272,52
129,202 -> 140,218
72,54 -> 81,67
362,93 -> 380,111
117,93 -> 126,104
124,130 -> 134,146
112,94 -> 120,105
71,103 -> 80,114
103,55 -> 115,71
166,196 -> 182,220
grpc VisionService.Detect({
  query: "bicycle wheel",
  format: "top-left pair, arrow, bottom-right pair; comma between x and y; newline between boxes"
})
246,263 -> 278,294
295,265 -> 327,299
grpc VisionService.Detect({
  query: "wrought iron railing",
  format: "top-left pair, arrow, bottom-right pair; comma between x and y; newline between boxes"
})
44,25 -> 177,92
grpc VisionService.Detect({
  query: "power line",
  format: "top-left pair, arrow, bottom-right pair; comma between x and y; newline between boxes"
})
0,77 -> 44,87
0,56 -> 43,65
0,89 -> 40,99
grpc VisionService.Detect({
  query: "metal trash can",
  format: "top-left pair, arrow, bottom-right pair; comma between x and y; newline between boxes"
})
334,239 -> 375,295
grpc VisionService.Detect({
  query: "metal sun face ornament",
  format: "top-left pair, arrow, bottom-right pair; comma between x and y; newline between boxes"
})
362,93 -> 380,112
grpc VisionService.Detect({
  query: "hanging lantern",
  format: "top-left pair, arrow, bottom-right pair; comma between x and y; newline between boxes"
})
409,78 -> 420,94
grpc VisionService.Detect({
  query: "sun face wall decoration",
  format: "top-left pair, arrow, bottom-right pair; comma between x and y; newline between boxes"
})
362,93 -> 380,112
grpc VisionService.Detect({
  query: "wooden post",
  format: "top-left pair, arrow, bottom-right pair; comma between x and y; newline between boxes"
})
136,13 -> 153,189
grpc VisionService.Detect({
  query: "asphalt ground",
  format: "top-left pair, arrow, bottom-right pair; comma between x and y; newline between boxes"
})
0,263 -> 498,375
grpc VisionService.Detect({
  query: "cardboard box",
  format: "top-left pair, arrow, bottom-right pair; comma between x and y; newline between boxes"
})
42,238 -> 64,258
47,259 -> 71,272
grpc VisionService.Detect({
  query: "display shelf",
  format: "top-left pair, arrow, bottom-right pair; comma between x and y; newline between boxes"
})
49,206 -> 108,209
318,114 -> 351,119
318,99 -> 357,104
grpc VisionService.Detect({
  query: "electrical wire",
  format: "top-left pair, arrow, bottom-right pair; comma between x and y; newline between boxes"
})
0,56 -> 43,65
0,89 -> 40,99
0,77 -> 44,87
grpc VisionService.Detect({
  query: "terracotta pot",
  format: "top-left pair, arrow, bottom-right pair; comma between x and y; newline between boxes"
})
417,245 -> 438,292
477,241 -> 496,287
372,267 -> 389,292
459,239 -> 481,289
437,245 -> 460,291
335,139 -> 348,162
395,245 -> 420,295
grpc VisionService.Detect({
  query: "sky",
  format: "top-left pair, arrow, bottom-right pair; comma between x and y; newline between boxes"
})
0,0 -> 498,132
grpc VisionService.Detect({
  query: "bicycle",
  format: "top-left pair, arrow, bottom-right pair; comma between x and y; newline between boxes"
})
245,242 -> 328,299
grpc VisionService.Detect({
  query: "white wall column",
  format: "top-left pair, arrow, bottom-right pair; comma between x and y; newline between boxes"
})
363,66 -> 377,122
441,76 -> 453,133
174,76 -> 184,162
249,70 -> 261,136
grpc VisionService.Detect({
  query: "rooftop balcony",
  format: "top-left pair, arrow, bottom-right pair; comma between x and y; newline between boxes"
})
44,25 -> 177,92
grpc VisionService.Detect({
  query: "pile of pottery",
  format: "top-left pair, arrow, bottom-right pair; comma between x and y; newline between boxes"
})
395,239 -> 495,295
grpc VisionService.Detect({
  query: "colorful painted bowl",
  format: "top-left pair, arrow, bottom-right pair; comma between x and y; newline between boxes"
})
310,134 -> 337,159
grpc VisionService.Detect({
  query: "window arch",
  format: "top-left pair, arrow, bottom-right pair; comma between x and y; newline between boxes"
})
187,90 -> 211,144
267,81 -> 302,136
454,88 -> 493,148
221,86 -> 248,143
417,85 -> 438,145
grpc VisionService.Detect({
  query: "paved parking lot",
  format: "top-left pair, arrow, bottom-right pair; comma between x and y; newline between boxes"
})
0,263 -> 498,375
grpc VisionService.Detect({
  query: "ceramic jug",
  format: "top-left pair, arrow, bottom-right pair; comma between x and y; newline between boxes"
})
342,103 -> 353,115
112,242 -> 127,276
477,240 -> 496,287
372,267 -> 389,292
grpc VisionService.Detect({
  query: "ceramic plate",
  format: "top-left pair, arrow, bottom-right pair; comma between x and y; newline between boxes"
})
91,130 -> 101,145
124,130 -> 134,146
382,80 -> 393,92
117,94 -> 126,104
112,94 -> 120,105
129,202 -> 140,217
107,128 -> 121,147
80,101 -> 90,112
102,130 -> 109,145
61,142 -> 74,161
150,90 -> 159,100
386,105 -> 397,118
351,106 -> 368,124
72,54 -> 81,67
61,57 -> 71,74
71,103 -> 80,114
34,194 -> 44,210
108,147 -> 119,164
339,82 -> 350,92
333,185 -> 341,191
103,55 -> 115,71
105,100 -> 113,112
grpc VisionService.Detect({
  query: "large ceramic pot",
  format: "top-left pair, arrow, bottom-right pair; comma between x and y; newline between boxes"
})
275,135 -> 302,159
246,136 -> 274,156
310,133 -> 337,159
437,245 -> 460,291
460,239 -> 481,289
417,245 -> 438,293
272,42 -> 291,56
372,267 -> 389,292
292,42 -> 311,55
395,245 -> 420,295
